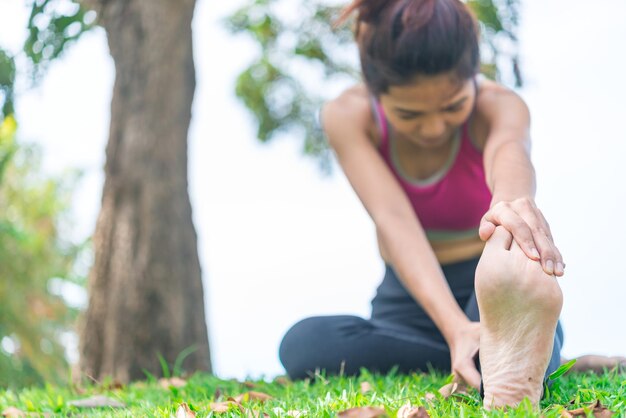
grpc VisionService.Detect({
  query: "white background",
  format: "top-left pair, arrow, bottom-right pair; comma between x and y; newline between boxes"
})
0,0 -> 625,380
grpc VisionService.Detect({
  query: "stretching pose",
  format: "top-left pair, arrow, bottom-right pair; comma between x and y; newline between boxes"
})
279,0 -> 621,408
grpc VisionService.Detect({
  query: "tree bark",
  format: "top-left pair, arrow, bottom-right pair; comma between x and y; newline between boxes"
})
78,0 -> 211,382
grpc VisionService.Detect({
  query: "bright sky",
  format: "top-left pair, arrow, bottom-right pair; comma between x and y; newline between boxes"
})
0,0 -> 625,380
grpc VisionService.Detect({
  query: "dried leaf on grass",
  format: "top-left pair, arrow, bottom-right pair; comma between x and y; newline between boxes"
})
242,381 -> 257,388
212,392 -> 271,414
159,377 -> 187,389
1,407 -> 52,417
438,382 -> 458,399
67,395 -> 126,408
397,403 -> 430,418
271,408 -> 306,417
437,382 -> 470,399
360,382 -> 373,394
175,403 -> 195,418
286,410 -> 306,417
99,381 -> 125,391
274,376 -> 291,386
563,400 -> 614,417
72,380 -> 123,395
338,406 -> 387,417
210,401 -> 244,413
1,408 -> 24,417
214,387 -> 223,400
232,391 -> 273,403
423,393 -> 436,402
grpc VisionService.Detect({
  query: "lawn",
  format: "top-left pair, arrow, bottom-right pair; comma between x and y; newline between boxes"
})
1,367 -> 624,417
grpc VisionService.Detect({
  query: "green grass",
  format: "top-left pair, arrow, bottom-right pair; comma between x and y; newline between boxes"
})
1,368 -> 625,417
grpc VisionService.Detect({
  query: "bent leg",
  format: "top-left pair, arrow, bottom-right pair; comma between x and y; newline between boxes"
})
279,315 -> 451,380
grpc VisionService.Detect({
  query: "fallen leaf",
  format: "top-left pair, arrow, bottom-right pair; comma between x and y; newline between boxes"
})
271,408 -> 306,417
71,385 -> 87,395
360,382 -> 373,394
274,376 -> 291,386
438,382 -> 458,399
214,387 -> 223,400
159,377 -> 187,389
232,391 -> 273,403
67,395 -> 126,408
397,402 -> 411,418
210,401 -> 244,413
0,409 -> 50,418
242,381 -> 257,388
2,407 -> 26,417
101,380 -> 125,390
454,383 -> 470,396
397,403 -> 430,418
338,406 -> 387,417
176,403 -> 195,418
423,393 -> 436,402
566,400 -> 614,417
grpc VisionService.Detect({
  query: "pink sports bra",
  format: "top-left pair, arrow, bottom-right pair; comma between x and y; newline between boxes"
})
372,100 -> 492,241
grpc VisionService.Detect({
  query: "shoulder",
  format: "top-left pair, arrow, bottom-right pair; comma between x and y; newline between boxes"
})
470,77 -> 530,148
476,77 -> 530,128
321,84 -> 379,149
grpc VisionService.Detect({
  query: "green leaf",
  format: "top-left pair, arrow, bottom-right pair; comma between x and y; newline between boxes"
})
549,359 -> 577,380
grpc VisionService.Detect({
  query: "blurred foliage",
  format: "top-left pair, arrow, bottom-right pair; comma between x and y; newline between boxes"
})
0,116 -> 85,388
24,0 -> 96,80
227,0 -> 521,171
0,50 -> 16,119
0,0 -> 95,120
0,0 -> 93,387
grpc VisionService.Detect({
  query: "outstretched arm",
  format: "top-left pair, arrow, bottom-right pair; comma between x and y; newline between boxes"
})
478,84 -> 564,276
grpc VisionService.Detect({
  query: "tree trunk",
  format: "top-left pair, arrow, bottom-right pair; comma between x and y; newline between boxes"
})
78,0 -> 211,382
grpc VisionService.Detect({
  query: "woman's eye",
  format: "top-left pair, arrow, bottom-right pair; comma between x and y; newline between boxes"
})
445,106 -> 462,113
397,113 -> 421,120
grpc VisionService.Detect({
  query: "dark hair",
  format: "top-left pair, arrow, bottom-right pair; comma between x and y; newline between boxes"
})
337,0 -> 480,96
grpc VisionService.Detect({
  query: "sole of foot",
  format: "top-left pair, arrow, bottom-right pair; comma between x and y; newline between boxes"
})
476,227 -> 563,410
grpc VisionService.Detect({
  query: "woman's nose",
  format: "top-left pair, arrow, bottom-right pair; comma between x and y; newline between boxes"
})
419,116 -> 446,139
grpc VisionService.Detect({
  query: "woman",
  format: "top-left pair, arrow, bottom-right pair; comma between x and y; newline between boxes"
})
279,0 -> 618,408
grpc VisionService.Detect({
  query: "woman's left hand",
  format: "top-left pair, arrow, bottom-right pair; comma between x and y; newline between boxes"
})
479,197 -> 565,277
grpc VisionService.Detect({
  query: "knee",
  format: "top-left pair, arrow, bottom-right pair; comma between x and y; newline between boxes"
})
279,315 -> 364,380
279,317 -> 323,380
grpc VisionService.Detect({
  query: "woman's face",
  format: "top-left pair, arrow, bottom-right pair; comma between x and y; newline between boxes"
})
379,74 -> 476,149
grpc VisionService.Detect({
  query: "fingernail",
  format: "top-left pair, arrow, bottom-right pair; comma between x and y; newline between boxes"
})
531,248 -> 540,259
546,259 -> 554,274
556,262 -> 564,275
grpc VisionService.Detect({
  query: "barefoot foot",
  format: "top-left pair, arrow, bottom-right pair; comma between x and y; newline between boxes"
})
563,355 -> 626,374
476,227 -> 563,409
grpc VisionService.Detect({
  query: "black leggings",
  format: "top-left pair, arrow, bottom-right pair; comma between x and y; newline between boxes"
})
279,257 -> 563,382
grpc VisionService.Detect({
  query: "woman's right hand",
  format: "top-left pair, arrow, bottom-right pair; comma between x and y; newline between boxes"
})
448,320 -> 481,389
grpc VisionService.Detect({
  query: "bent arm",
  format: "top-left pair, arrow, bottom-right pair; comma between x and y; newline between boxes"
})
321,96 -> 471,344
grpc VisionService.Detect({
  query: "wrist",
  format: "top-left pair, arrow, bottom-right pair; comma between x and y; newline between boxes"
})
489,194 -> 535,208
440,314 -> 472,347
